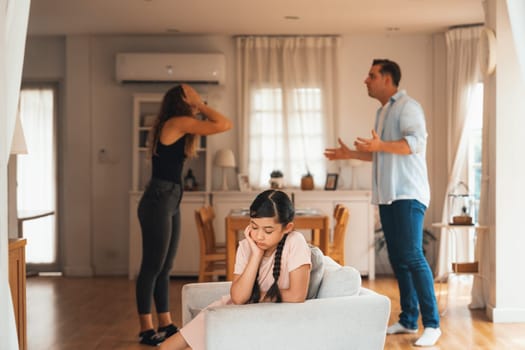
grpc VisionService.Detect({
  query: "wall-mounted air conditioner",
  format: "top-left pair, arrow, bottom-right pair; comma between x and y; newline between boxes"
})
116,52 -> 226,85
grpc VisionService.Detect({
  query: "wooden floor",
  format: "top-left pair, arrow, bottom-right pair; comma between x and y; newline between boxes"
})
26,275 -> 525,350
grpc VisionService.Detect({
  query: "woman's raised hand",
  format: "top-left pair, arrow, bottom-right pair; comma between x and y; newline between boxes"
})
181,84 -> 203,107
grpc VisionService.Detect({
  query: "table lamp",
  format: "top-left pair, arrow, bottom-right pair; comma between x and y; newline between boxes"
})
214,149 -> 236,191
10,114 -> 28,155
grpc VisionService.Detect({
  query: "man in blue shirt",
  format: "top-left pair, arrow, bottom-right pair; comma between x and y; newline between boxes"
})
324,59 -> 440,347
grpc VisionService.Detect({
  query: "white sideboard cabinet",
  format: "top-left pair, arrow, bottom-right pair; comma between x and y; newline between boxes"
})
211,190 -> 375,279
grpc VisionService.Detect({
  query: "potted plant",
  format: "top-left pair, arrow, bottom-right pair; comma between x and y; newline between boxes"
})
269,170 -> 284,189
301,169 -> 314,190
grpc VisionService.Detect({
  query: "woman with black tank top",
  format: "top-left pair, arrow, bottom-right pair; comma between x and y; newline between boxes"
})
136,84 -> 232,346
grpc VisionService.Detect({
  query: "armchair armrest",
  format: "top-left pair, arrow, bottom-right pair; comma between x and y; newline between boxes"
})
182,283 -> 390,350
182,281 -> 231,325
204,294 -> 390,350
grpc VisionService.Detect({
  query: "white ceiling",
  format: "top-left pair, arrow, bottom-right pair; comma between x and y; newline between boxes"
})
27,0 -> 485,36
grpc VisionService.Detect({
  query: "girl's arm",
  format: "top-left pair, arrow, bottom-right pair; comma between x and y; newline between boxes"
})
178,83 -> 232,135
230,227 -> 264,305
277,264 -> 311,303
161,103 -> 232,144
230,254 -> 262,305
171,103 -> 233,136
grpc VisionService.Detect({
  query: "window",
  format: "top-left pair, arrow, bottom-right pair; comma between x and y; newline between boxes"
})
249,86 -> 326,188
17,86 -> 58,267
466,82 -> 484,220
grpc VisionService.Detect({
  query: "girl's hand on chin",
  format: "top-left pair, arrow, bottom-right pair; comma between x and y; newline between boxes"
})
244,225 -> 264,258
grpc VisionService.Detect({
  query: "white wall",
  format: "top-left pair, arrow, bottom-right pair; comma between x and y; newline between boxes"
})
338,33 -> 441,273
1,0 -> 31,348
21,32 -> 443,276
490,0 -> 525,322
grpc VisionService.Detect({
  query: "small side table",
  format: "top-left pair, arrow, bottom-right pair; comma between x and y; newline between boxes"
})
432,222 -> 489,315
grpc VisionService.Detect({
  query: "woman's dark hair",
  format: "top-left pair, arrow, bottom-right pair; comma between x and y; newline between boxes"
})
372,58 -> 402,87
149,85 -> 198,158
248,190 -> 294,303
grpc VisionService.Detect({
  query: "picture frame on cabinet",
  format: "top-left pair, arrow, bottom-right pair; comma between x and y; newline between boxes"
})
324,173 -> 339,190
238,173 -> 250,192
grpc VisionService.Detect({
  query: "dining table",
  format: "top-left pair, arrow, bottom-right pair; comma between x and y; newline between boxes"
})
224,208 -> 330,280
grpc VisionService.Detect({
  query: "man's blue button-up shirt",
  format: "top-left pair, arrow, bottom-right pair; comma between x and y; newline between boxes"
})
372,90 -> 430,207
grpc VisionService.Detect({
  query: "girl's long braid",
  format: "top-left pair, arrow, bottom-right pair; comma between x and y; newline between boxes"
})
248,233 -> 288,303
265,233 -> 288,302
248,270 -> 261,304
247,190 -> 294,304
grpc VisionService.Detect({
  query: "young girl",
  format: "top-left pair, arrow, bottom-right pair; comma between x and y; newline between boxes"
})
136,84 -> 232,346
160,189 -> 312,350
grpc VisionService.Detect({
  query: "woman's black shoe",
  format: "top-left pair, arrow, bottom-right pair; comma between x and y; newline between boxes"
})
139,329 -> 165,346
158,324 -> 179,338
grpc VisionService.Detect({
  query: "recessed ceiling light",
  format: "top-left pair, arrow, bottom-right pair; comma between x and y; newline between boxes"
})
284,15 -> 300,20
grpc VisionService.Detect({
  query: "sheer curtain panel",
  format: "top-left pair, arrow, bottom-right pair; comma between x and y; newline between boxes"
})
236,36 -> 340,188
17,88 -> 56,264
436,26 -> 482,281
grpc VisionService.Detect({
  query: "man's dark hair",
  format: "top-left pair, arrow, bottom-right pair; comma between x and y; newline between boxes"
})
372,59 -> 401,87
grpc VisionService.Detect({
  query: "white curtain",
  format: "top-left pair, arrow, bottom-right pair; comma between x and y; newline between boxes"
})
1,0 -> 31,349
469,78 -> 492,310
436,26 -> 482,280
236,36 -> 339,188
17,88 -> 56,264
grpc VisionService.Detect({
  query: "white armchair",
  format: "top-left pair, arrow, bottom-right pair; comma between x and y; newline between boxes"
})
181,256 -> 390,350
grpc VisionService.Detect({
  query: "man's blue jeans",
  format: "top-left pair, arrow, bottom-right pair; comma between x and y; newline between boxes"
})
379,199 -> 440,329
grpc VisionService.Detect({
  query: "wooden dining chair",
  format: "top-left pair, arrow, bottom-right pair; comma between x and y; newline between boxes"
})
194,206 -> 226,282
328,204 -> 350,265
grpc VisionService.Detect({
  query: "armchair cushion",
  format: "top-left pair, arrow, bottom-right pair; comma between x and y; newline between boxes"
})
317,260 -> 361,299
306,245 -> 324,299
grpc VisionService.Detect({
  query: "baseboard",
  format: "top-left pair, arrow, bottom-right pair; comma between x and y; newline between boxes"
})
94,265 -> 128,276
63,265 -> 93,277
489,304 -> 525,323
